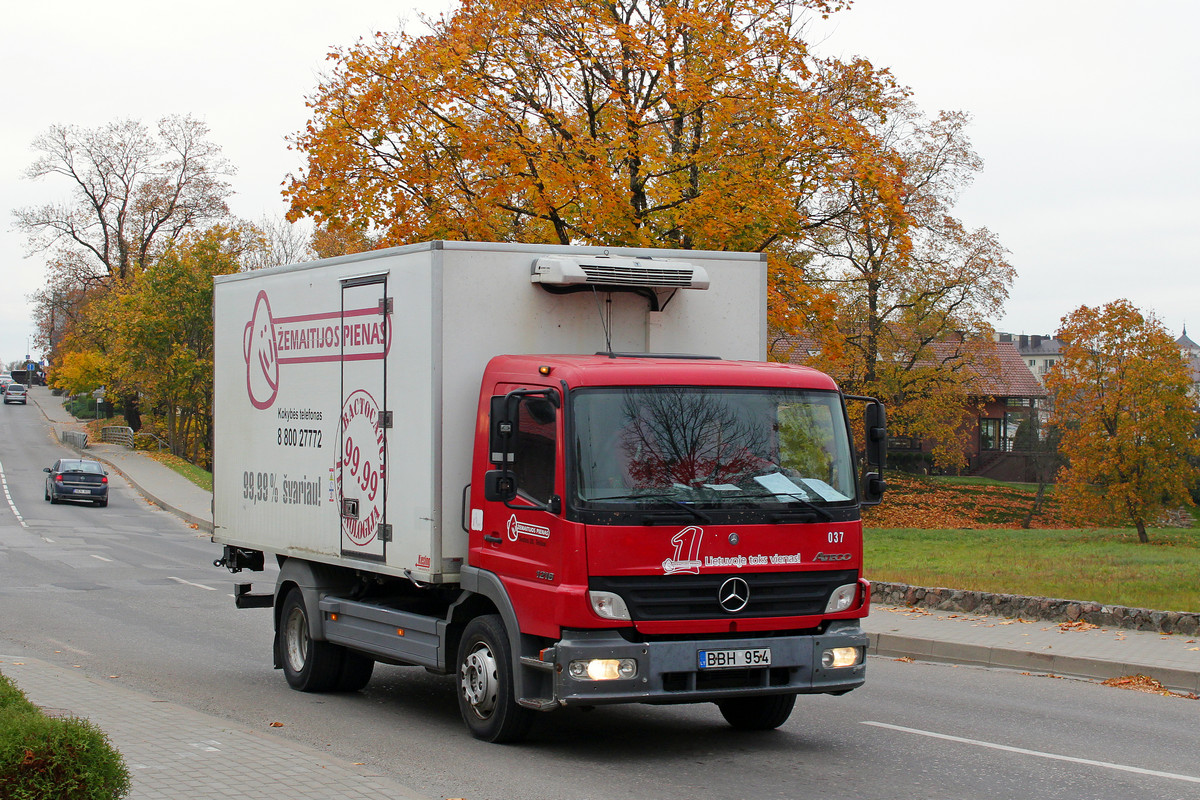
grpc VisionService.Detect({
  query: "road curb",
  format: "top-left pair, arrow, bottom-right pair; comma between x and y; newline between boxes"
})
74,446 -> 214,533
868,631 -> 1200,694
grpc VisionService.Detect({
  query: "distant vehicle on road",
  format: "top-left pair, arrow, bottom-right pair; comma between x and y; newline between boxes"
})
44,459 -> 109,507
3,383 -> 27,404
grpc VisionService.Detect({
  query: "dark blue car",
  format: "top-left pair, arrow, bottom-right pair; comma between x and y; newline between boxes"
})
44,459 -> 109,507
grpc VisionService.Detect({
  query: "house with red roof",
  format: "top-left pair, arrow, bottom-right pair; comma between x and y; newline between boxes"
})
772,334 -> 1046,480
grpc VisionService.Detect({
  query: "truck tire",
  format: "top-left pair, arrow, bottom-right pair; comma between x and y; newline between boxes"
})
716,694 -> 797,730
457,614 -> 533,743
279,588 -> 344,692
337,651 -> 375,692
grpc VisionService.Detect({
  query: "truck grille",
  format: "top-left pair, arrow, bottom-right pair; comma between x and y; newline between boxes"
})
590,570 -> 857,620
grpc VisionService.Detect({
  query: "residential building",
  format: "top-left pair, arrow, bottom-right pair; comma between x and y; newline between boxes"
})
998,332 -> 1064,386
1177,326 -> 1200,401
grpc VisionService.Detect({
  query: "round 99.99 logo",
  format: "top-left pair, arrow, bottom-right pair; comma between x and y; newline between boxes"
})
337,389 -> 385,546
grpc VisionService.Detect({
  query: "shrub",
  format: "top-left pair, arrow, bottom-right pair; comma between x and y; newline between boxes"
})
0,672 -> 130,800
64,396 -> 97,420
0,674 -> 36,715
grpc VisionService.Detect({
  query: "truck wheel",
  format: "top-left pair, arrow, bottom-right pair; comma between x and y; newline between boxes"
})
337,651 -> 375,692
716,694 -> 797,730
279,588 -> 344,692
457,615 -> 533,743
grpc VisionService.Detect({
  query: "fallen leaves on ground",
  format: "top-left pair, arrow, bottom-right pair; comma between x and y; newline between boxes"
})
862,475 -> 1071,529
1057,620 -> 1099,632
270,721 -> 284,727
1101,674 -> 1198,700
894,656 -> 915,663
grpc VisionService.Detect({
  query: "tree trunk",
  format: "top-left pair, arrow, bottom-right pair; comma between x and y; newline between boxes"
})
1134,518 -> 1149,544
123,394 -> 141,431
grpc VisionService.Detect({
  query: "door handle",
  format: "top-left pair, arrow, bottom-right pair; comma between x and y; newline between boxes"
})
483,533 -> 502,544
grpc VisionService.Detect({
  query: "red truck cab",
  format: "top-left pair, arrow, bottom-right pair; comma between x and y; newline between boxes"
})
460,353 -> 879,739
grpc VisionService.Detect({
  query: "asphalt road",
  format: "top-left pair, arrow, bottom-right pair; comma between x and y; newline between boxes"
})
2,399 -> 1198,800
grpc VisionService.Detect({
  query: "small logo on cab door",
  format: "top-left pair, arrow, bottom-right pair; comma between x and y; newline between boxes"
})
507,515 -> 550,542
813,552 -> 852,562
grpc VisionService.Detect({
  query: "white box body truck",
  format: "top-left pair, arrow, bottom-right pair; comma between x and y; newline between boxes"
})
213,241 -> 884,742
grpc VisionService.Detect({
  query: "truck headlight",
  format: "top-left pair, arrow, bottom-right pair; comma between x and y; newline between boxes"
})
588,591 -> 631,621
824,583 -> 857,613
821,647 -> 861,669
568,658 -> 638,680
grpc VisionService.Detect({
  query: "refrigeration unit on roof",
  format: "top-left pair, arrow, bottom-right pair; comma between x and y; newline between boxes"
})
531,256 -> 710,290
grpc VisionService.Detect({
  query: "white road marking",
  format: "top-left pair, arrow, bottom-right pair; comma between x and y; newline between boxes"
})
90,554 -> 113,562
0,458 -> 29,528
167,576 -> 217,591
863,721 -> 1200,784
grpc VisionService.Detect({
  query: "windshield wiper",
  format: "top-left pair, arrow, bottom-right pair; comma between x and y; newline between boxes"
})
590,493 -> 712,523
706,491 -> 834,521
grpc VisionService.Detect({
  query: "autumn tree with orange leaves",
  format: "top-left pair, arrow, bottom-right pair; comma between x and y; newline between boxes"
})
1046,300 -> 1198,542
781,103 -> 1014,469
285,0 -> 908,321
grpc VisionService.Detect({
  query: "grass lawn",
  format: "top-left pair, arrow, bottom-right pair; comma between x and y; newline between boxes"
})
143,451 -> 213,493
865,527 -> 1200,613
863,474 -> 1200,612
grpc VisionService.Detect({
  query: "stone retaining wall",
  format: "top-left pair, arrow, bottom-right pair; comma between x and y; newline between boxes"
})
871,581 -> 1199,636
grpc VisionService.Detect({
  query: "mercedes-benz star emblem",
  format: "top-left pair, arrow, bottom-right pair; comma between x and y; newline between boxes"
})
718,577 -> 750,613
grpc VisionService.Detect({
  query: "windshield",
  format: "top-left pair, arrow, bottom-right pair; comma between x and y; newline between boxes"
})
61,460 -> 103,473
572,387 -> 856,513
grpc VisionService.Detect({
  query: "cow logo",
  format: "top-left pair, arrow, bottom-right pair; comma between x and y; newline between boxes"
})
240,290 -> 390,410
718,577 -> 750,613
244,291 -> 280,409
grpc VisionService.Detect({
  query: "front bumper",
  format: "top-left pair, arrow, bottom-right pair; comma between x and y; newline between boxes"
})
536,621 -> 866,706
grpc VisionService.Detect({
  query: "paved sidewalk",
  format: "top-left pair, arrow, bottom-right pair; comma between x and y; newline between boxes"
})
1,654 -> 427,800
863,604 -> 1200,694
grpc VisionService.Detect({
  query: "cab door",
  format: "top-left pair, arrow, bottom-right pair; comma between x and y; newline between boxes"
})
475,385 -> 565,634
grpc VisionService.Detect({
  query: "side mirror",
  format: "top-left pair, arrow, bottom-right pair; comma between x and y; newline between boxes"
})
864,401 -> 887,470
861,472 -> 887,506
43,467 -> 51,473
484,470 -> 518,503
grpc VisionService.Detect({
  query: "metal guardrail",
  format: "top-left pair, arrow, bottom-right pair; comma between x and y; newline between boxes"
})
61,430 -> 89,449
135,431 -> 169,452
101,426 -> 135,448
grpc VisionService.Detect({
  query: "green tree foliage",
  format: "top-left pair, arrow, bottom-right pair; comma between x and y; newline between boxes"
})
105,227 -> 250,466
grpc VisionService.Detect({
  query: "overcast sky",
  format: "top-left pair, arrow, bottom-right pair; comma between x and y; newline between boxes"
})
2,0 -> 1197,366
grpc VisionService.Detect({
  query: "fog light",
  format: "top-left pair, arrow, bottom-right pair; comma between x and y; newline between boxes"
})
567,658 -> 638,680
824,583 -> 857,613
821,647 -> 860,669
588,591 -> 631,621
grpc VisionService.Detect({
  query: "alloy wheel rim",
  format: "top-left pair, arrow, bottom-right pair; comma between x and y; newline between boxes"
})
460,643 -> 499,718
